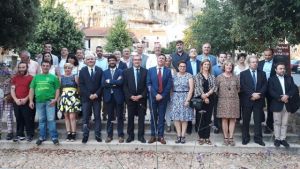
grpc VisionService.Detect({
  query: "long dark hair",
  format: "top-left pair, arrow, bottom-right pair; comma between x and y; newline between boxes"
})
42,52 -> 53,65
66,54 -> 79,66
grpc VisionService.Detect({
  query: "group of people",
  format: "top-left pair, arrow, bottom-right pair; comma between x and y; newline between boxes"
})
0,40 -> 299,149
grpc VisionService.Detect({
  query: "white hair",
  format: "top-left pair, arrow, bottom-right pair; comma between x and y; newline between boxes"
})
84,51 -> 96,60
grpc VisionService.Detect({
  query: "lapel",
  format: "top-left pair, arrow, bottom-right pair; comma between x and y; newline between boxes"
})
274,76 -> 284,94
130,68 -> 137,89
162,67 -> 166,81
110,68 -> 117,80
153,67 -> 158,86
247,69 -> 255,90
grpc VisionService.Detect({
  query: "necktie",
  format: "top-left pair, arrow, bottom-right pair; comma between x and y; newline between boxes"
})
90,68 -> 94,77
136,68 -> 140,90
252,70 -> 256,90
158,68 -> 163,93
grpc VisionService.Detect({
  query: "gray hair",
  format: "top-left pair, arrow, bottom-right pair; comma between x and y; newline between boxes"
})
19,50 -> 31,58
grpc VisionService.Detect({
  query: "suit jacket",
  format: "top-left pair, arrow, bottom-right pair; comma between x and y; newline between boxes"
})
146,67 -> 172,100
258,60 -> 276,79
240,69 -> 267,107
102,68 -> 124,104
268,75 -> 297,112
123,67 -> 148,104
117,61 -> 128,70
79,66 -> 103,102
186,59 -> 201,76
196,54 -> 217,66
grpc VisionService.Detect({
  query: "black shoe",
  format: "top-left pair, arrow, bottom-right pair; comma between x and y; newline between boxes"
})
242,139 -> 249,145
13,136 -> 19,142
255,141 -> 265,146
280,140 -> 290,148
102,116 -> 107,121
213,128 -> 219,134
52,139 -> 59,145
175,136 -> 181,144
19,136 -> 26,141
126,137 -> 134,143
138,137 -> 146,143
66,133 -> 72,142
6,133 -> 13,140
36,139 -> 43,146
82,136 -> 88,144
95,136 -> 102,142
274,139 -> 281,147
26,136 -> 33,142
181,137 -> 186,144
71,132 -> 76,142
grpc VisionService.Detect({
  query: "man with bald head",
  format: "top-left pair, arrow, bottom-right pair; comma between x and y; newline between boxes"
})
196,43 -> 217,66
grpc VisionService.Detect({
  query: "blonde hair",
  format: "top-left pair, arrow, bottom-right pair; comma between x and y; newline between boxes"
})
64,63 -> 74,69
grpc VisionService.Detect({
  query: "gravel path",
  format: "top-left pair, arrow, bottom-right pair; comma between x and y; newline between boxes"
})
0,148 -> 299,169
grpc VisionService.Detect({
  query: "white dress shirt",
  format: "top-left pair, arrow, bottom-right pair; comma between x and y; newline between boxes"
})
277,75 -> 286,95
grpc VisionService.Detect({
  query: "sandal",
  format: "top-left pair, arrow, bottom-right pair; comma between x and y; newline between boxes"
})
205,139 -> 212,145
223,138 -> 229,146
229,138 -> 235,146
198,138 -> 205,145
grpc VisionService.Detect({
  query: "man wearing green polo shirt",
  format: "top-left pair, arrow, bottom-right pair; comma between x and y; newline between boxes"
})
29,60 -> 60,146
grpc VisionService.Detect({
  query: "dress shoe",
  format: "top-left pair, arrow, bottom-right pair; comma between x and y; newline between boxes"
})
119,137 -> 124,143
105,137 -> 113,143
274,139 -> 281,147
95,136 -> 102,142
158,137 -> 166,144
6,133 -> 13,140
36,139 -> 43,146
254,141 -> 265,146
126,137 -> 134,143
138,137 -> 146,143
242,139 -> 249,145
280,140 -> 290,148
82,136 -> 88,144
148,136 -> 157,144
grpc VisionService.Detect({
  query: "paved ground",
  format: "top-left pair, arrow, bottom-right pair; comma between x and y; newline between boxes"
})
0,148 -> 299,169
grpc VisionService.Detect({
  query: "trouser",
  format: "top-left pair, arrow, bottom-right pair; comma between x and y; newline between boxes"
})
150,98 -> 167,138
36,101 -> 58,140
265,96 -> 274,130
13,102 -> 34,137
197,101 -> 213,139
213,95 -> 220,129
127,100 -> 146,139
0,99 -> 14,134
242,105 -> 263,142
82,99 -> 101,138
273,107 -> 290,140
106,97 -> 124,138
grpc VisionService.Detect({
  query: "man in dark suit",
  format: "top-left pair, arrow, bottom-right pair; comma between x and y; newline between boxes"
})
268,63 -> 297,148
123,55 -> 148,143
102,55 -> 125,143
240,55 -> 267,146
79,53 -> 103,143
185,48 -> 201,134
147,54 -> 172,144
258,48 -> 277,134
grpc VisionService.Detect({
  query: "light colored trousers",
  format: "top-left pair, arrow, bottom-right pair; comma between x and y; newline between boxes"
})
273,106 -> 290,140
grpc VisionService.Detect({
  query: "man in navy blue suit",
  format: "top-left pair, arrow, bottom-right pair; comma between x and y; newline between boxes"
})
147,54 -> 172,144
79,53 -> 103,144
240,55 -> 267,146
102,55 -> 125,143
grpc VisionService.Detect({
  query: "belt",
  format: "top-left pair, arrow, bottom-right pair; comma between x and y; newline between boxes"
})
62,87 -> 77,92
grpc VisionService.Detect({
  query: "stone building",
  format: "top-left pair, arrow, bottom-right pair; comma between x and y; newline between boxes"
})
57,0 -> 205,51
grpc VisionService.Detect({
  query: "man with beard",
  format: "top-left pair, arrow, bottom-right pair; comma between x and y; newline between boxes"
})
11,62 -> 34,142
102,55 -> 125,143
95,46 -> 108,71
171,40 -> 189,72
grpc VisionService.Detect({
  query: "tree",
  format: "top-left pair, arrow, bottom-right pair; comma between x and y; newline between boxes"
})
105,16 -> 133,52
231,0 -> 300,52
161,41 -> 177,54
184,0 -> 237,54
27,3 -> 84,55
0,0 -> 40,49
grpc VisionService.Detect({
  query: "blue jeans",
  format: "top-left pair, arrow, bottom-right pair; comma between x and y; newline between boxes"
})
36,101 -> 58,140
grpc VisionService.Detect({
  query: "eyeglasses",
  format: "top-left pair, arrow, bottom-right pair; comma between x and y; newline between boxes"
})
64,67 -> 72,69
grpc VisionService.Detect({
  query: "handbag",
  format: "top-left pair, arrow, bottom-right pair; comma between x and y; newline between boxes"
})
190,97 -> 203,110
